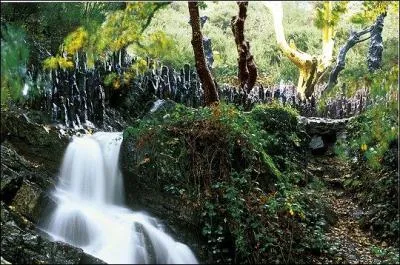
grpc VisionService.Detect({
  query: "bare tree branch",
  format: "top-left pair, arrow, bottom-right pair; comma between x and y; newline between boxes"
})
323,13 -> 385,93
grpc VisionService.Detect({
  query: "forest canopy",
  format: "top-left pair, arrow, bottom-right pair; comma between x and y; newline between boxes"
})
1,2 -> 398,98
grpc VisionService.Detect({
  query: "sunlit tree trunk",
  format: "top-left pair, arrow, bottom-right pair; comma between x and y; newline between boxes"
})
188,2 -> 219,106
265,1 -> 335,99
320,1 -> 335,71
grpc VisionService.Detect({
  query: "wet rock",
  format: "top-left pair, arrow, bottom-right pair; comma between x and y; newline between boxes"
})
1,157 -> 24,204
1,109 -> 70,175
11,180 -> 57,225
145,99 -> 177,120
134,222 -> 156,264
1,202 -> 106,264
1,141 -> 57,204
11,180 -> 42,222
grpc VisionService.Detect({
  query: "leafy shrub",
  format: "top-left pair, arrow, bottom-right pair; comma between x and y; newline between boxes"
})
124,102 -> 332,263
334,66 -> 398,244
335,67 -> 398,169
1,24 -> 30,105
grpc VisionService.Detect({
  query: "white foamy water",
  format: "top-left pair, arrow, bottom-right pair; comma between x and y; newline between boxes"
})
45,132 -> 198,264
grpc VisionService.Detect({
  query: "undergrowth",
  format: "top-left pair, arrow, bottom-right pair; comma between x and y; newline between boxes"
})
124,102 -> 333,263
334,67 -> 399,245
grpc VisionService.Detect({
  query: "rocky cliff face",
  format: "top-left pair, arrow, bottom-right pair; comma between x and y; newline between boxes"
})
0,109 -> 106,264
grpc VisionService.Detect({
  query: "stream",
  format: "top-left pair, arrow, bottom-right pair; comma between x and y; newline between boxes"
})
43,132 -> 198,264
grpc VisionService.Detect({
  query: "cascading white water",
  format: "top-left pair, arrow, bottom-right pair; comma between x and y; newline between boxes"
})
45,132 -> 198,264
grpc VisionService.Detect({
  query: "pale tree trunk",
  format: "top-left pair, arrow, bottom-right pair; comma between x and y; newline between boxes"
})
188,2 -> 219,106
231,1 -> 257,93
265,1 -> 334,99
320,1 -> 334,71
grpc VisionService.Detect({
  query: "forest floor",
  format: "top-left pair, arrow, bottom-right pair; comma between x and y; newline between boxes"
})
309,153 -> 399,264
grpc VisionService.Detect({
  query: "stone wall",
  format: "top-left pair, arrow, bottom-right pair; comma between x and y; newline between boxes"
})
25,50 -> 371,129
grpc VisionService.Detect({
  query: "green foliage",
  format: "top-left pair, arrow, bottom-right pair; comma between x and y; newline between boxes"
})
89,2 -> 169,57
335,67 -> 398,169
1,24 -> 29,105
350,1 -> 398,25
147,2 -> 322,85
102,58 -> 148,90
318,4 -> 399,105
46,2 -> 172,71
1,2 -> 121,58
42,56 -> 74,70
63,27 -> 88,55
124,103 -> 332,263
314,2 -> 348,29
370,245 -> 399,264
334,67 -> 398,244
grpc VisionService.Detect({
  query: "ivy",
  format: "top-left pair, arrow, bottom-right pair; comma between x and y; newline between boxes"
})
124,102 -> 332,263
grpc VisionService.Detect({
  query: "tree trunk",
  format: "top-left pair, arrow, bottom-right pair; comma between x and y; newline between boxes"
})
188,2 -> 219,106
231,1 -> 257,93
298,58 -> 320,98
324,13 -> 385,92
368,13 -> 386,72
324,28 -> 371,92
265,1 -> 335,99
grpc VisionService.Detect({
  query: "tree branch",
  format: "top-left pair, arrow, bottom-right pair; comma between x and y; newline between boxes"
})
140,2 -> 170,34
356,35 -> 372,44
323,13 -> 385,93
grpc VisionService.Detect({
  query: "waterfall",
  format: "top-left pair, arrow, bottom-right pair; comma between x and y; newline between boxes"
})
45,132 -> 198,264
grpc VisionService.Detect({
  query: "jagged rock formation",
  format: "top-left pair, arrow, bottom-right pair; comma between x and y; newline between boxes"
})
1,109 -> 107,264
23,47 -> 370,131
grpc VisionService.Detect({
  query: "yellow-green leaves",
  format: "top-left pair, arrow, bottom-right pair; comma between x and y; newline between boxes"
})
351,1 -> 398,25
40,2 -> 170,70
314,1 -> 348,29
43,56 -> 74,70
63,27 -> 88,55
95,2 -> 170,54
146,31 -> 174,59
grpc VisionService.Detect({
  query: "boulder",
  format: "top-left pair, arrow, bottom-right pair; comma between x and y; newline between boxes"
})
144,99 -> 177,120
11,180 -> 57,224
1,142 -> 55,204
309,135 -> 324,150
1,109 -> 70,174
1,202 -> 105,264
